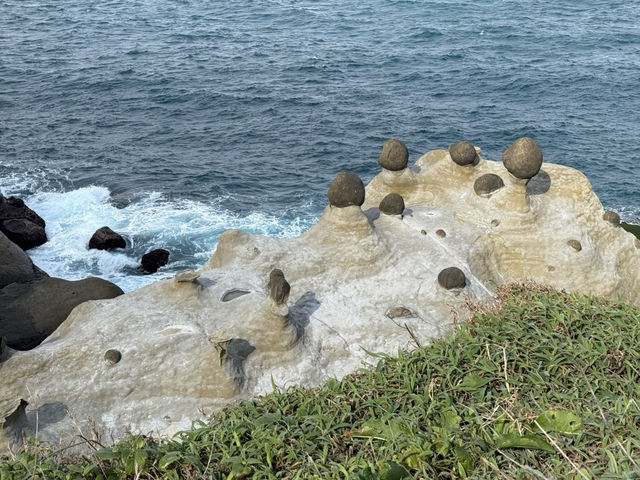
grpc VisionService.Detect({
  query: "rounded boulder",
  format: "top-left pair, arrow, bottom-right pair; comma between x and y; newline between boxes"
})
474,173 -> 505,196
603,211 -> 620,227
378,139 -> 409,171
448,141 -> 477,166
89,226 -> 126,250
379,193 -> 405,215
502,137 -> 543,180
141,249 -> 170,273
327,172 -> 365,208
268,269 -> 290,305
438,267 -> 466,289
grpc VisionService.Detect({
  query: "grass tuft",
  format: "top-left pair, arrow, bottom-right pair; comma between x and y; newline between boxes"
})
2,283 -> 640,479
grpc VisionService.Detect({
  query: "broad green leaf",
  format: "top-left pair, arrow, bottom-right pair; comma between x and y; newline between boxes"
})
94,449 -> 119,461
380,461 -> 411,480
495,433 -> 554,453
441,411 -> 462,430
455,373 -> 492,391
158,451 -> 182,470
534,410 -> 584,435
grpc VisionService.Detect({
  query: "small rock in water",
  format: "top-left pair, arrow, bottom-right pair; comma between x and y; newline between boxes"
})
379,193 -> 405,215
438,267 -> 466,289
141,249 -> 170,273
89,226 -> 126,250
503,137 -> 543,180
603,211 -> 620,227
104,349 -> 122,364
378,139 -> 409,171
448,141 -> 477,166
0,194 -> 47,250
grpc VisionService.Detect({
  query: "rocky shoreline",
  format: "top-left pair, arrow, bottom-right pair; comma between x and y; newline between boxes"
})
1,138 -> 639,455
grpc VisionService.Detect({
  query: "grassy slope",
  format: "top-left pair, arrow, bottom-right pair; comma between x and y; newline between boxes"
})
2,284 -> 640,479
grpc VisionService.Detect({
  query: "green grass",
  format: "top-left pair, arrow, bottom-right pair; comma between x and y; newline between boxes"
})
621,222 -> 640,240
3,283 -> 640,479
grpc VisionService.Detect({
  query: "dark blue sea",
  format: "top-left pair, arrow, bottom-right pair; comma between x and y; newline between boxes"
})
1,0 -> 639,291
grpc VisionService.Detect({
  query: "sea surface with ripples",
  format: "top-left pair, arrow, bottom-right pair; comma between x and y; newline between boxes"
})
1,0 -> 638,291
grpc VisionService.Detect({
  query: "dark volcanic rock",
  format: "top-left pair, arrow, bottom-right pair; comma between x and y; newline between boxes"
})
603,211 -> 620,227
327,172 -> 365,208
502,137 -> 543,180
437,267 -> 466,289
89,226 -> 126,250
0,194 -> 47,250
474,174 -> 505,195
379,193 -> 405,215
0,336 -> 6,360
141,249 -> 170,273
0,231 -> 48,289
0,277 -> 124,350
104,349 -> 122,364
268,269 -> 290,305
378,139 -> 409,171
448,141 -> 477,166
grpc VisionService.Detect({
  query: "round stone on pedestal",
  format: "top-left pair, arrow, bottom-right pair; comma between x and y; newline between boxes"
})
327,172 -> 365,207
448,141 -> 477,166
378,139 -> 409,171
438,267 -> 466,289
502,137 -> 543,180
379,193 -> 405,215
603,211 -> 620,227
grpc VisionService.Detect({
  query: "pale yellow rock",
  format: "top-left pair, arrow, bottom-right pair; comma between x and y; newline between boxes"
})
1,146 -> 638,454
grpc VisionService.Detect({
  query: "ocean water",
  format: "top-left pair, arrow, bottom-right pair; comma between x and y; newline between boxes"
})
1,0 -> 639,291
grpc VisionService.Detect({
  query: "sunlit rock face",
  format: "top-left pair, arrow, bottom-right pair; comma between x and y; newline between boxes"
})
1,139 -> 638,454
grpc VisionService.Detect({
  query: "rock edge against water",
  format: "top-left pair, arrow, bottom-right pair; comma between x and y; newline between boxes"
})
1,139 -> 639,455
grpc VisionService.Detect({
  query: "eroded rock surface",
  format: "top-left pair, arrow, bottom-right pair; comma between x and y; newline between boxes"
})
1,140 -> 638,455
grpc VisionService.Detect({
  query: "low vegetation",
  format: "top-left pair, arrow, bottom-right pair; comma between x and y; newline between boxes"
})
2,283 -> 640,479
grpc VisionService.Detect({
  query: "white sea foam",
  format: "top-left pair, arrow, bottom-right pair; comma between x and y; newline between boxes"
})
21,186 -> 318,293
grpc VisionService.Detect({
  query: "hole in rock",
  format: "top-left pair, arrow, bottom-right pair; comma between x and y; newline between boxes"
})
221,289 -> 250,302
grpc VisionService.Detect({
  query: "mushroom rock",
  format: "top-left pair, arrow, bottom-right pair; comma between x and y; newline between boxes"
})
267,269 -> 290,305
379,193 -> 405,216
88,226 -> 126,250
0,194 -> 47,251
603,211 -> 621,227
474,173 -> 505,196
141,249 -> 170,273
438,267 -> 467,289
378,139 -> 409,171
327,172 -> 365,208
502,137 -> 543,180
448,141 -> 477,166
1,141 -> 639,455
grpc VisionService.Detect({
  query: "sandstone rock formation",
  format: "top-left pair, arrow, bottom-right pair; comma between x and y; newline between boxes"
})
1,138 -> 638,455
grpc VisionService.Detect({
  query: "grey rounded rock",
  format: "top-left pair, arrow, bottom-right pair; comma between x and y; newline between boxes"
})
603,211 -> 620,227
174,269 -> 200,284
491,219 -> 500,227
378,139 -> 409,171
268,269 -> 290,305
568,239 -> 582,251
327,172 -> 365,208
502,137 -> 543,180
104,349 -> 122,364
436,229 -> 446,238
0,231 -> 48,289
141,249 -> 170,273
379,193 -> 405,215
386,306 -> 416,319
0,194 -> 47,250
438,267 -> 466,289
89,226 -> 126,250
474,174 -> 505,195
448,141 -> 477,166
420,229 -> 427,235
